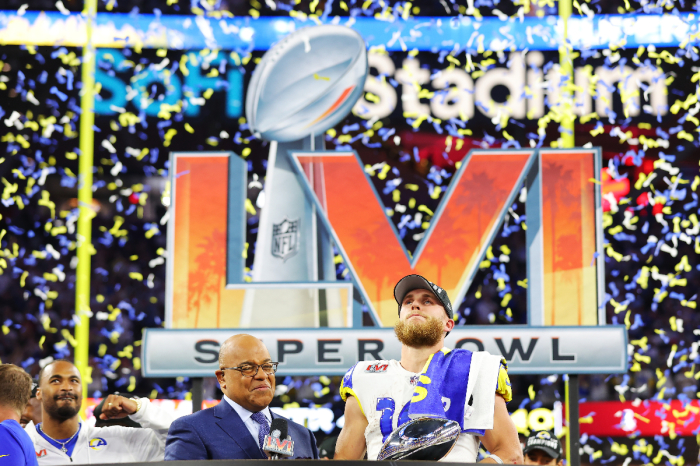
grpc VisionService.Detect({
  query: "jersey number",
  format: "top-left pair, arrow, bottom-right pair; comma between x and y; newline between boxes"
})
375,397 -> 410,442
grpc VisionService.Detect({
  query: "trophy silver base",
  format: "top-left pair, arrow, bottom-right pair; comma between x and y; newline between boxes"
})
377,417 -> 461,461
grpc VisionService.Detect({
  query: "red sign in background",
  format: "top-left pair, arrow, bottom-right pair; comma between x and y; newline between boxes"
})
579,400 -> 700,438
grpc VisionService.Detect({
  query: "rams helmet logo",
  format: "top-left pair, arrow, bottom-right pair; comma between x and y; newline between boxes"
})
89,438 -> 108,450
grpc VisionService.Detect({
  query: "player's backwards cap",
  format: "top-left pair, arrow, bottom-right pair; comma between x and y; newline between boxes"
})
393,274 -> 453,319
523,431 -> 563,460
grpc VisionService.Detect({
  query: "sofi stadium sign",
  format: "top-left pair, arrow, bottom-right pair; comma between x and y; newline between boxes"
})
354,51 -> 667,121
94,50 -> 667,121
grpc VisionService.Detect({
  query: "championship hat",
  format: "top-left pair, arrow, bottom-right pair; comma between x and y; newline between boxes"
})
393,274 -> 453,319
523,430 -> 563,460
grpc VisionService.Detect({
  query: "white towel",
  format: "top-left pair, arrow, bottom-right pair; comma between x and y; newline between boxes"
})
462,351 -> 503,431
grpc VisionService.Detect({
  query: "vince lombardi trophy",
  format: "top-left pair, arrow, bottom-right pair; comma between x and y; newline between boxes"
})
241,25 -> 368,327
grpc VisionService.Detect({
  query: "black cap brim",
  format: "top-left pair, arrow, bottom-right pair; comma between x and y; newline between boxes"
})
523,445 -> 561,459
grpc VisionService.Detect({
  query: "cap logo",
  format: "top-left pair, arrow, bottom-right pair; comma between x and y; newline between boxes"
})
429,282 -> 452,311
528,438 -> 558,449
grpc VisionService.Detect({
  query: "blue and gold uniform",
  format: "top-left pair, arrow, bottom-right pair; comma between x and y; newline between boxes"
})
340,350 -> 511,462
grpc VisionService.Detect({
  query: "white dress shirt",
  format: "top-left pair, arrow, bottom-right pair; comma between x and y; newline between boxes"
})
222,395 -> 272,445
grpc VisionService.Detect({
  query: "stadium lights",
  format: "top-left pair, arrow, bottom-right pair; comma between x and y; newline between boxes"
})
0,10 -> 697,51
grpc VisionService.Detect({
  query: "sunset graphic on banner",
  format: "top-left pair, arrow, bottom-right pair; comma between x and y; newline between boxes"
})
541,151 -> 599,326
169,154 -> 246,329
292,151 -> 533,326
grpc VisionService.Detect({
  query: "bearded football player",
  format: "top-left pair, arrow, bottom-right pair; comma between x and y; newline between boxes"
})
334,274 -> 522,463
25,360 -> 176,464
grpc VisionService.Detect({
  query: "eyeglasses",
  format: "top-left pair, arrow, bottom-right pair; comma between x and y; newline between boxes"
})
220,363 -> 279,377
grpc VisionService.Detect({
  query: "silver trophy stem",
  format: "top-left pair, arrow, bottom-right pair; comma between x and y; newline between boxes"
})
240,134 -> 341,328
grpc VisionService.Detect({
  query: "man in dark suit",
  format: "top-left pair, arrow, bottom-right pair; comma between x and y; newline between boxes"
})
165,334 -> 319,460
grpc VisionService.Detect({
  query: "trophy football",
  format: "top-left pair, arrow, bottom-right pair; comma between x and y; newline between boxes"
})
242,25 -> 368,327
377,418 -> 461,461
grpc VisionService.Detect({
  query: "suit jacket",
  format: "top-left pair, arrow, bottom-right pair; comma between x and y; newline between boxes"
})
164,401 -> 319,461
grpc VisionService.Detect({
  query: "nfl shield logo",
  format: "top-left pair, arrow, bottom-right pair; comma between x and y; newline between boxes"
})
272,217 -> 300,262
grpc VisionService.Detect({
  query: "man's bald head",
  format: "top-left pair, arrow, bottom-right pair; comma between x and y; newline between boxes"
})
218,334 -> 268,368
215,334 -> 275,413
38,359 -> 78,386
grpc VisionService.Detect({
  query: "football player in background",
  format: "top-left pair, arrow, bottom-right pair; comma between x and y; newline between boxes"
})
20,381 -> 42,428
25,359 -> 176,464
334,274 -> 522,463
522,431 -> 564,466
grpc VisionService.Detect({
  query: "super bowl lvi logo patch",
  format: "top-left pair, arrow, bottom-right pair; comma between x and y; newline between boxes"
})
365,363 -> 388,373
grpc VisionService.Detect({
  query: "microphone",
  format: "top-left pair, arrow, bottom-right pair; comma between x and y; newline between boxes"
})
263,418 -> 294,459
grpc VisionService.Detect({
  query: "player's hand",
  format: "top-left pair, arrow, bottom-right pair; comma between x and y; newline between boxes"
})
100,395 -> 139,419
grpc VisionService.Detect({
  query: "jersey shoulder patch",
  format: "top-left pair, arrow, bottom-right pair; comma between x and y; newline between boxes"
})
360,361 -> 390,373
340,360 -> 393,402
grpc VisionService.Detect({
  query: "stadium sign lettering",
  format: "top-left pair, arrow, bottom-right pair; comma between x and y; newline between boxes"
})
94,49 -> 243,118
142,326 -> 627,377
356,52 -> 668,121
94,50 -> 666,122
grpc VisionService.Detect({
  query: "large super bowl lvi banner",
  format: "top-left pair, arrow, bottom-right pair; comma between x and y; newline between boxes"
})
167,148 -> 602,329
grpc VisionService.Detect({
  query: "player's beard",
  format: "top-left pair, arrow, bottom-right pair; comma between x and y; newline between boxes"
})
395,314 -> 445,348
45,394 -> 80,421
